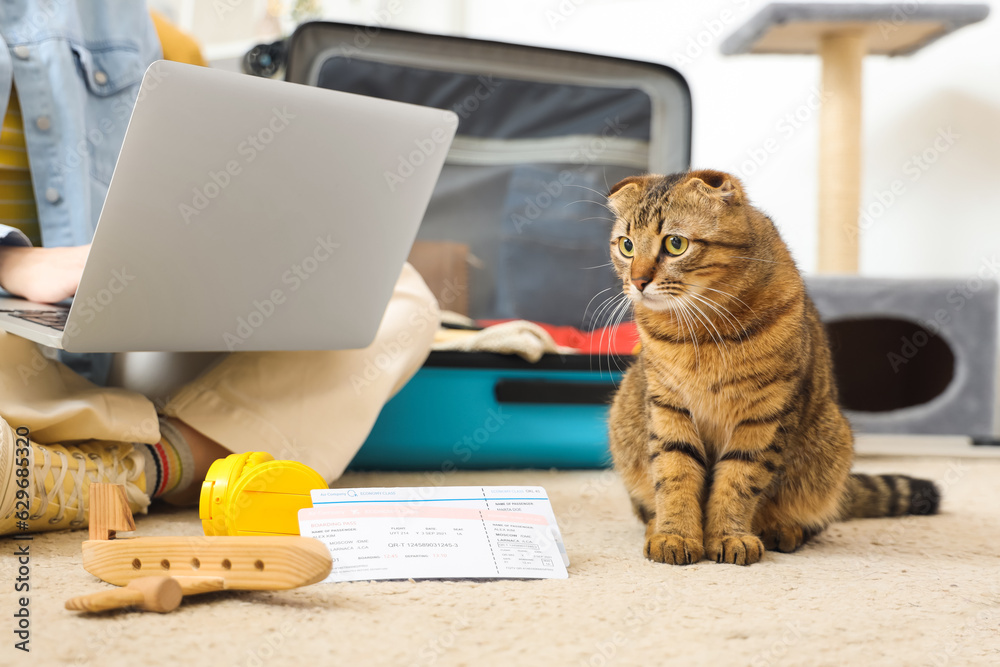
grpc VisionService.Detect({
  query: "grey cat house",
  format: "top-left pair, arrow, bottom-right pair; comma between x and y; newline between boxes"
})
806,276 -> 998,438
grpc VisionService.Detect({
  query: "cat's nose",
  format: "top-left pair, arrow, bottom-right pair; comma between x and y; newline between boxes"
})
631,276 -> 652,292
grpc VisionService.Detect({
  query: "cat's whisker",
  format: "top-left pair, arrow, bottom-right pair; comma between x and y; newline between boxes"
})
565,183 -> 614,199
606,297 -> 633,377
580,262 -> 614,270
725,255 -> 785,266
686,292 -> 752,368
583,287 -> 617,327
563,185 -> 620,215
696,279 -> 764,324
704,278 -> 744,292
585,289 -> 622,377
681,281 -> 759,319
591,288 -> 626,322
678,299 -> 729,412
683,302 -> 702,371
604,296 -> 632,380
682,297 -> 722,347
669,301 -> 681,333
672,298 -> 699,370
682,296 -> 731,368
563,197 -> 616,215
586,304 -> 612,345
703,302 -> 749,370
592,297 -> 614,378
686,291 -> 747,342
591,292 -> 623,333
594,293 -> 628,378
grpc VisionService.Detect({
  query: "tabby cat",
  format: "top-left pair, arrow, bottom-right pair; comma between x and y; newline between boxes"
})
606,170 -> 939,566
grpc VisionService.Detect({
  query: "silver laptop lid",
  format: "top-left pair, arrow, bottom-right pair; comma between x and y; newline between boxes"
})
66,60 -> 456,353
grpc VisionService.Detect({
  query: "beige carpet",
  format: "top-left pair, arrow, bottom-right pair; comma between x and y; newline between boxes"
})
2,456 -> 999,667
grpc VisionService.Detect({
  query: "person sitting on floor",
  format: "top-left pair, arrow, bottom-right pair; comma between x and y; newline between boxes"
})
0,1 -> 437,534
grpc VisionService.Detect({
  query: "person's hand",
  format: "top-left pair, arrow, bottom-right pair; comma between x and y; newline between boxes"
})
0,245 -> 91,303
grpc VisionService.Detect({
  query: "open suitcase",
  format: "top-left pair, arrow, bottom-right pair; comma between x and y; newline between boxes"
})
284,22 -> 692,469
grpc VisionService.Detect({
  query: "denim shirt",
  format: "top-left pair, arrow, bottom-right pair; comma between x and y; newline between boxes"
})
0,1 -> 161,382
0,1 -> 161,248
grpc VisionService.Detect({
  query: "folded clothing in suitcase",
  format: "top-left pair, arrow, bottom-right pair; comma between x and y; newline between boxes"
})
285,23 -> 692,469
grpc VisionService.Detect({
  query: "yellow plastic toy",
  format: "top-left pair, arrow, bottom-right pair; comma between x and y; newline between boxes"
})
199,452 -> 328,537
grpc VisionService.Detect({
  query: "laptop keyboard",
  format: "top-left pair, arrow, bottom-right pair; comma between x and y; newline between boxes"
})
1,309 -> 69,331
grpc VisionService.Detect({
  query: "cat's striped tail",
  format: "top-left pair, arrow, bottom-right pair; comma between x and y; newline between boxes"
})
841,473 -> 941,519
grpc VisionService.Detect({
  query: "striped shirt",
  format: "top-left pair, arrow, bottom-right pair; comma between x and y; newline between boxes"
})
0,87 -> 41,246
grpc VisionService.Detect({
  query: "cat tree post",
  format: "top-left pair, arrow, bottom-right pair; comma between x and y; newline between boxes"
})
720,2 -> 989,274
818,30 -> 864,274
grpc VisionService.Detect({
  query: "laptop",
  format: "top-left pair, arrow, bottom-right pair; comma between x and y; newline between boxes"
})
0,60 -> 456,352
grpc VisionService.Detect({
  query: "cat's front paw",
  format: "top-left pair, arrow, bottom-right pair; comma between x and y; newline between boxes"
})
706,533 -> 764,565
644,533 -> 704,565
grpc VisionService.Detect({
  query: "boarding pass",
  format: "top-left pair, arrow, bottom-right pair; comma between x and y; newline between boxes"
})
299,486 -> 569,582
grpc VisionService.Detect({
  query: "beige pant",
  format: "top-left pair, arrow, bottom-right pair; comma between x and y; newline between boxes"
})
0,264 -> 438,481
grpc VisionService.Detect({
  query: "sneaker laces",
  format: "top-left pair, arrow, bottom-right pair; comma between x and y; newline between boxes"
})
27,444 -> 149,526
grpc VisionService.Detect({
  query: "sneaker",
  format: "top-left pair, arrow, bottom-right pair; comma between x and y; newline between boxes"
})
1,418 -> 150,535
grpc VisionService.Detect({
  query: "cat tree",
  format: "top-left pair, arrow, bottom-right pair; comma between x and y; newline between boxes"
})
721,2 -> 989,273
721,3 -> 997,441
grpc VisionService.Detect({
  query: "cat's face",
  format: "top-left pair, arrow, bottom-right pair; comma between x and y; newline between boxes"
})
607,170 -> 754,313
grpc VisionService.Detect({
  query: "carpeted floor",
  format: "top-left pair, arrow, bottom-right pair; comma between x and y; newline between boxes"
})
2,456 -> 998,667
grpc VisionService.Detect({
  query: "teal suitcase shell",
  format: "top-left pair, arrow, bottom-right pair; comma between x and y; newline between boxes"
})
351,352 -> 626,470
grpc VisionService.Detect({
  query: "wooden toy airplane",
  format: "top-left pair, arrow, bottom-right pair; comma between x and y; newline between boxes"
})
67,484 -> 331,613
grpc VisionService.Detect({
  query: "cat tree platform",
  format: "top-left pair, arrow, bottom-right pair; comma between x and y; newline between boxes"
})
721,2 -> 989,273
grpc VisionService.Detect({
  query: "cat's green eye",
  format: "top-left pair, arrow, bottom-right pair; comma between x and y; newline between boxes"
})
664,235 -> 689,256
618,237 -> 635,258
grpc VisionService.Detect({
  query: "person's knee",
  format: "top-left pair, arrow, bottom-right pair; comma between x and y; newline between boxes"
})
392,262 -> 440,349
374,263 -> 439,396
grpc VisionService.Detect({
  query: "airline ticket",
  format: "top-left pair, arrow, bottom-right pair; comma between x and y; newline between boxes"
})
299,486 -> 569,582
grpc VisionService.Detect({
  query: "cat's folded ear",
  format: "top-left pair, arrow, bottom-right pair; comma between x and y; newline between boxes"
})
607,174 -> 651,212
684,170 -> 744,206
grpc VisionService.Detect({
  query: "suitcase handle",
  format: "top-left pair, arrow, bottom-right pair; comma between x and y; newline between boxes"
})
493,379 -> 616,405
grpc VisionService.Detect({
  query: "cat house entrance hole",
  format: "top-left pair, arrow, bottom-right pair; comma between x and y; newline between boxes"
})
824,317 -> 955,413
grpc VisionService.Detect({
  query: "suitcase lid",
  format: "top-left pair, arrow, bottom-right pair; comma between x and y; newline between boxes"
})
285,23 -> 692,329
